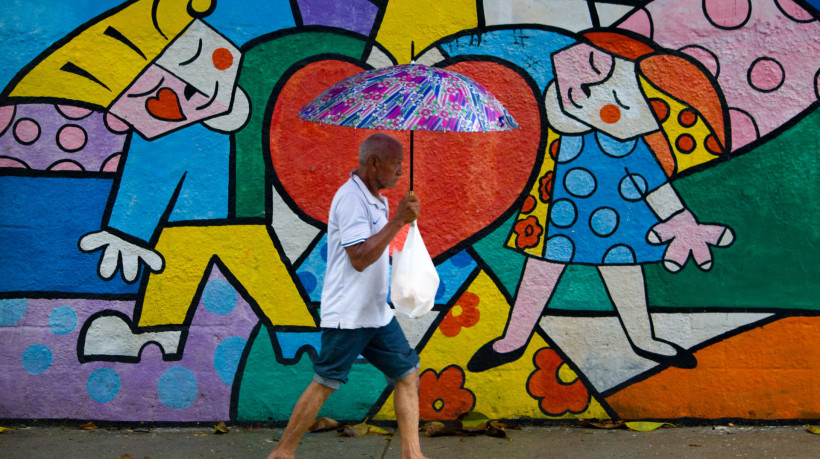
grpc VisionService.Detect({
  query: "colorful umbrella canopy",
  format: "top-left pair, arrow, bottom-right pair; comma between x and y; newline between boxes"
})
299,63 -> 519,188
298,64 -> 518,132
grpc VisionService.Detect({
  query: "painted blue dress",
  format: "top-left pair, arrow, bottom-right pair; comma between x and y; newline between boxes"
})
509,131 -> 668,265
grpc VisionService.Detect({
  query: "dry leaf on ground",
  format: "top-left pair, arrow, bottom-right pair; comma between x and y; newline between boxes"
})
80,422 -> 98,430
579,419 -> 625,429
213,422 -> 230,434
340,422 -> 369,437
806,425 -> 820,434
625,422 -> 676,432
309,417 -> 341,432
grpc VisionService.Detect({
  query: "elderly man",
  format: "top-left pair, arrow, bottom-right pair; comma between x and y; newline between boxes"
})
270,133 -> 426,459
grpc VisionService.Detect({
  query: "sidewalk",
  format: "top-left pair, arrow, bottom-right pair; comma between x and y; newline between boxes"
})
1,423 -> 817,458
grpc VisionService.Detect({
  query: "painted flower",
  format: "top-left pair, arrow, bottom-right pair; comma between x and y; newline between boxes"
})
439,291 -> 480,337
513,216 -> 543,249
419,366 -> 476,421
539,171 -> 554,203
527,348 -> 589,416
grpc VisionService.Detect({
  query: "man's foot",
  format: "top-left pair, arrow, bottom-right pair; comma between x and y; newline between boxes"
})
467,339 -> 527,373
79,311 -> 182,362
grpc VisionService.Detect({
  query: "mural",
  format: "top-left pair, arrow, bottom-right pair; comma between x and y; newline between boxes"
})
1,0 -> 819,423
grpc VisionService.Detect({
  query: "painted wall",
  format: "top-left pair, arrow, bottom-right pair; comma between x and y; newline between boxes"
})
1,0 -> 819,423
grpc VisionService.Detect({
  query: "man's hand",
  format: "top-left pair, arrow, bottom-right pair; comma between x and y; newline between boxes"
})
79,230 -> 164,283
393,192 -> 420,225
647,209 -> 734,272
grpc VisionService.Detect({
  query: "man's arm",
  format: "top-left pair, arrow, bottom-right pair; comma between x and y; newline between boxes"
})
345,193 -> 419,272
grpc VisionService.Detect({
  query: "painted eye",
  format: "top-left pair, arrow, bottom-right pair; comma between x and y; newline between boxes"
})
212,48 -> 233,70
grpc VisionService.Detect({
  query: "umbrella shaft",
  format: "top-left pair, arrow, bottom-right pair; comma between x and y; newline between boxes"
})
410,130 -> 414,191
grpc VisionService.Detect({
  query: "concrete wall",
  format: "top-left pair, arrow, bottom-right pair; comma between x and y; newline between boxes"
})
1,0 -> 819,423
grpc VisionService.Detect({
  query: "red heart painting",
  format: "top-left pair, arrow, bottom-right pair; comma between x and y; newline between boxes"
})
269,59 -> 541,258
146,88 -> 186,121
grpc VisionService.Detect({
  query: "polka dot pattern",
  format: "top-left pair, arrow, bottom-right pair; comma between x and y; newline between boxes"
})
0,104 -> 128,171
508,132 -> 666,264
48,306 -> 77,335
623,0 -> 820,150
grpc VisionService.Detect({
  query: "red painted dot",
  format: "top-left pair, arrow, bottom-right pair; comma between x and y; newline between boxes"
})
522,196 -> 536,213
679,109 -> 697,127
212,48 -> 234,71
600,104 -> 621,124
676,134 -> 696,153
650,99 -> 669,122
705,134 -> 722,154
549,138 -> 560,159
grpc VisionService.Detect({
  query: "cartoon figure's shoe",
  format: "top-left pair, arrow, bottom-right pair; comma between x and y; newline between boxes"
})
467,339 -> 527,373
632,339 -> 697,369
79,312 -> 183,362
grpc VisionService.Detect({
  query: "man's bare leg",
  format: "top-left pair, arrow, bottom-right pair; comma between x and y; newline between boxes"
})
268,381 -> 335,459
393,369 -> 427,459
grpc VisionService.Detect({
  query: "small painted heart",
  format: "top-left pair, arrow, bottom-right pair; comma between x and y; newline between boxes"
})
146,88 -> 186,122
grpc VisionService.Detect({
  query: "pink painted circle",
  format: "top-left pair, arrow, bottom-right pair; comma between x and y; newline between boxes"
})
679,46 -> 719,77
48,160 -> 83,171
0,157 -> 28,168
57,125 -> 88,152
748,58 -> 784,92
0,105 -> 15,134
101,153 -> 122,172
776,0 -> 815,22
14,118 -> 40,144
105,112 -> 131,133
704,0 -> 750,29
56,104 -> 92,119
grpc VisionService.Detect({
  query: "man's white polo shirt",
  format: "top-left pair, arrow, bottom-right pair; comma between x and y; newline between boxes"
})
320,171 -> 394,329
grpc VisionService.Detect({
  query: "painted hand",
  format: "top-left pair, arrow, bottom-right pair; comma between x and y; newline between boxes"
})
647,209 -> 734,272
79,230 -> 164,282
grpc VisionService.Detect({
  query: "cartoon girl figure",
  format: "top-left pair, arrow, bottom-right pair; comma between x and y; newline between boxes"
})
468,31 -> 735,372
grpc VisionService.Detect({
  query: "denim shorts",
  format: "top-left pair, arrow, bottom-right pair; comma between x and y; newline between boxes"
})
313,317 -> 420,390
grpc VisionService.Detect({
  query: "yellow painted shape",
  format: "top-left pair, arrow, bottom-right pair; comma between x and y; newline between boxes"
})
376,0 -> 477,64
375,270 -> 607,421
640,77 -> 721,175
9,0 -> 208,107
138,225 -> 315,328
506,128 -> 558,257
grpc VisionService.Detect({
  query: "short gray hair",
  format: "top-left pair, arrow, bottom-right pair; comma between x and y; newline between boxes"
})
359,133 -> 401,164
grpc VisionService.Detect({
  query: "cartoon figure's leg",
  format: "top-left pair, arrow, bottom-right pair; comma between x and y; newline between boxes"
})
467,258 -> 565,372
599,264 -> 696,368
80,225 -> 315,362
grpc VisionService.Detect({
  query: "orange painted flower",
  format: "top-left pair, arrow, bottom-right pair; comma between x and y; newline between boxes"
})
513,216 -> 543,249
539,171 -> 554,203
527,348 -> 590,415
439,291 -> 480,338
419,366 -> 476,421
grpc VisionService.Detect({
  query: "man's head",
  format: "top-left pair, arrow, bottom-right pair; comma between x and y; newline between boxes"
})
358,133 -> 404,190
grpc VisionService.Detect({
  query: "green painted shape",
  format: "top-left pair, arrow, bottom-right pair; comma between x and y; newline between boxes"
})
471,214 -> 525,297
548,264 -> 612,312
236,326 -> 389,421
647,109 -> 820,309
234,31 -> 370,218
473,215 -> 612,310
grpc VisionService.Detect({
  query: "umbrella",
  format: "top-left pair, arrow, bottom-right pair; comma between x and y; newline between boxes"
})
298,60 -> 519,189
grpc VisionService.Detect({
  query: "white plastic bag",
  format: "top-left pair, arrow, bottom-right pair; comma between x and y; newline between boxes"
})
391,223 -> 439,319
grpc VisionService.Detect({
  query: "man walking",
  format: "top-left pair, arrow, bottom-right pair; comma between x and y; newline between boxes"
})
269,133 -> 426,459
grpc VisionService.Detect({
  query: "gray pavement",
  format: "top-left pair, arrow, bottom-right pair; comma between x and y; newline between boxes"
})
0,423 -> 818,458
